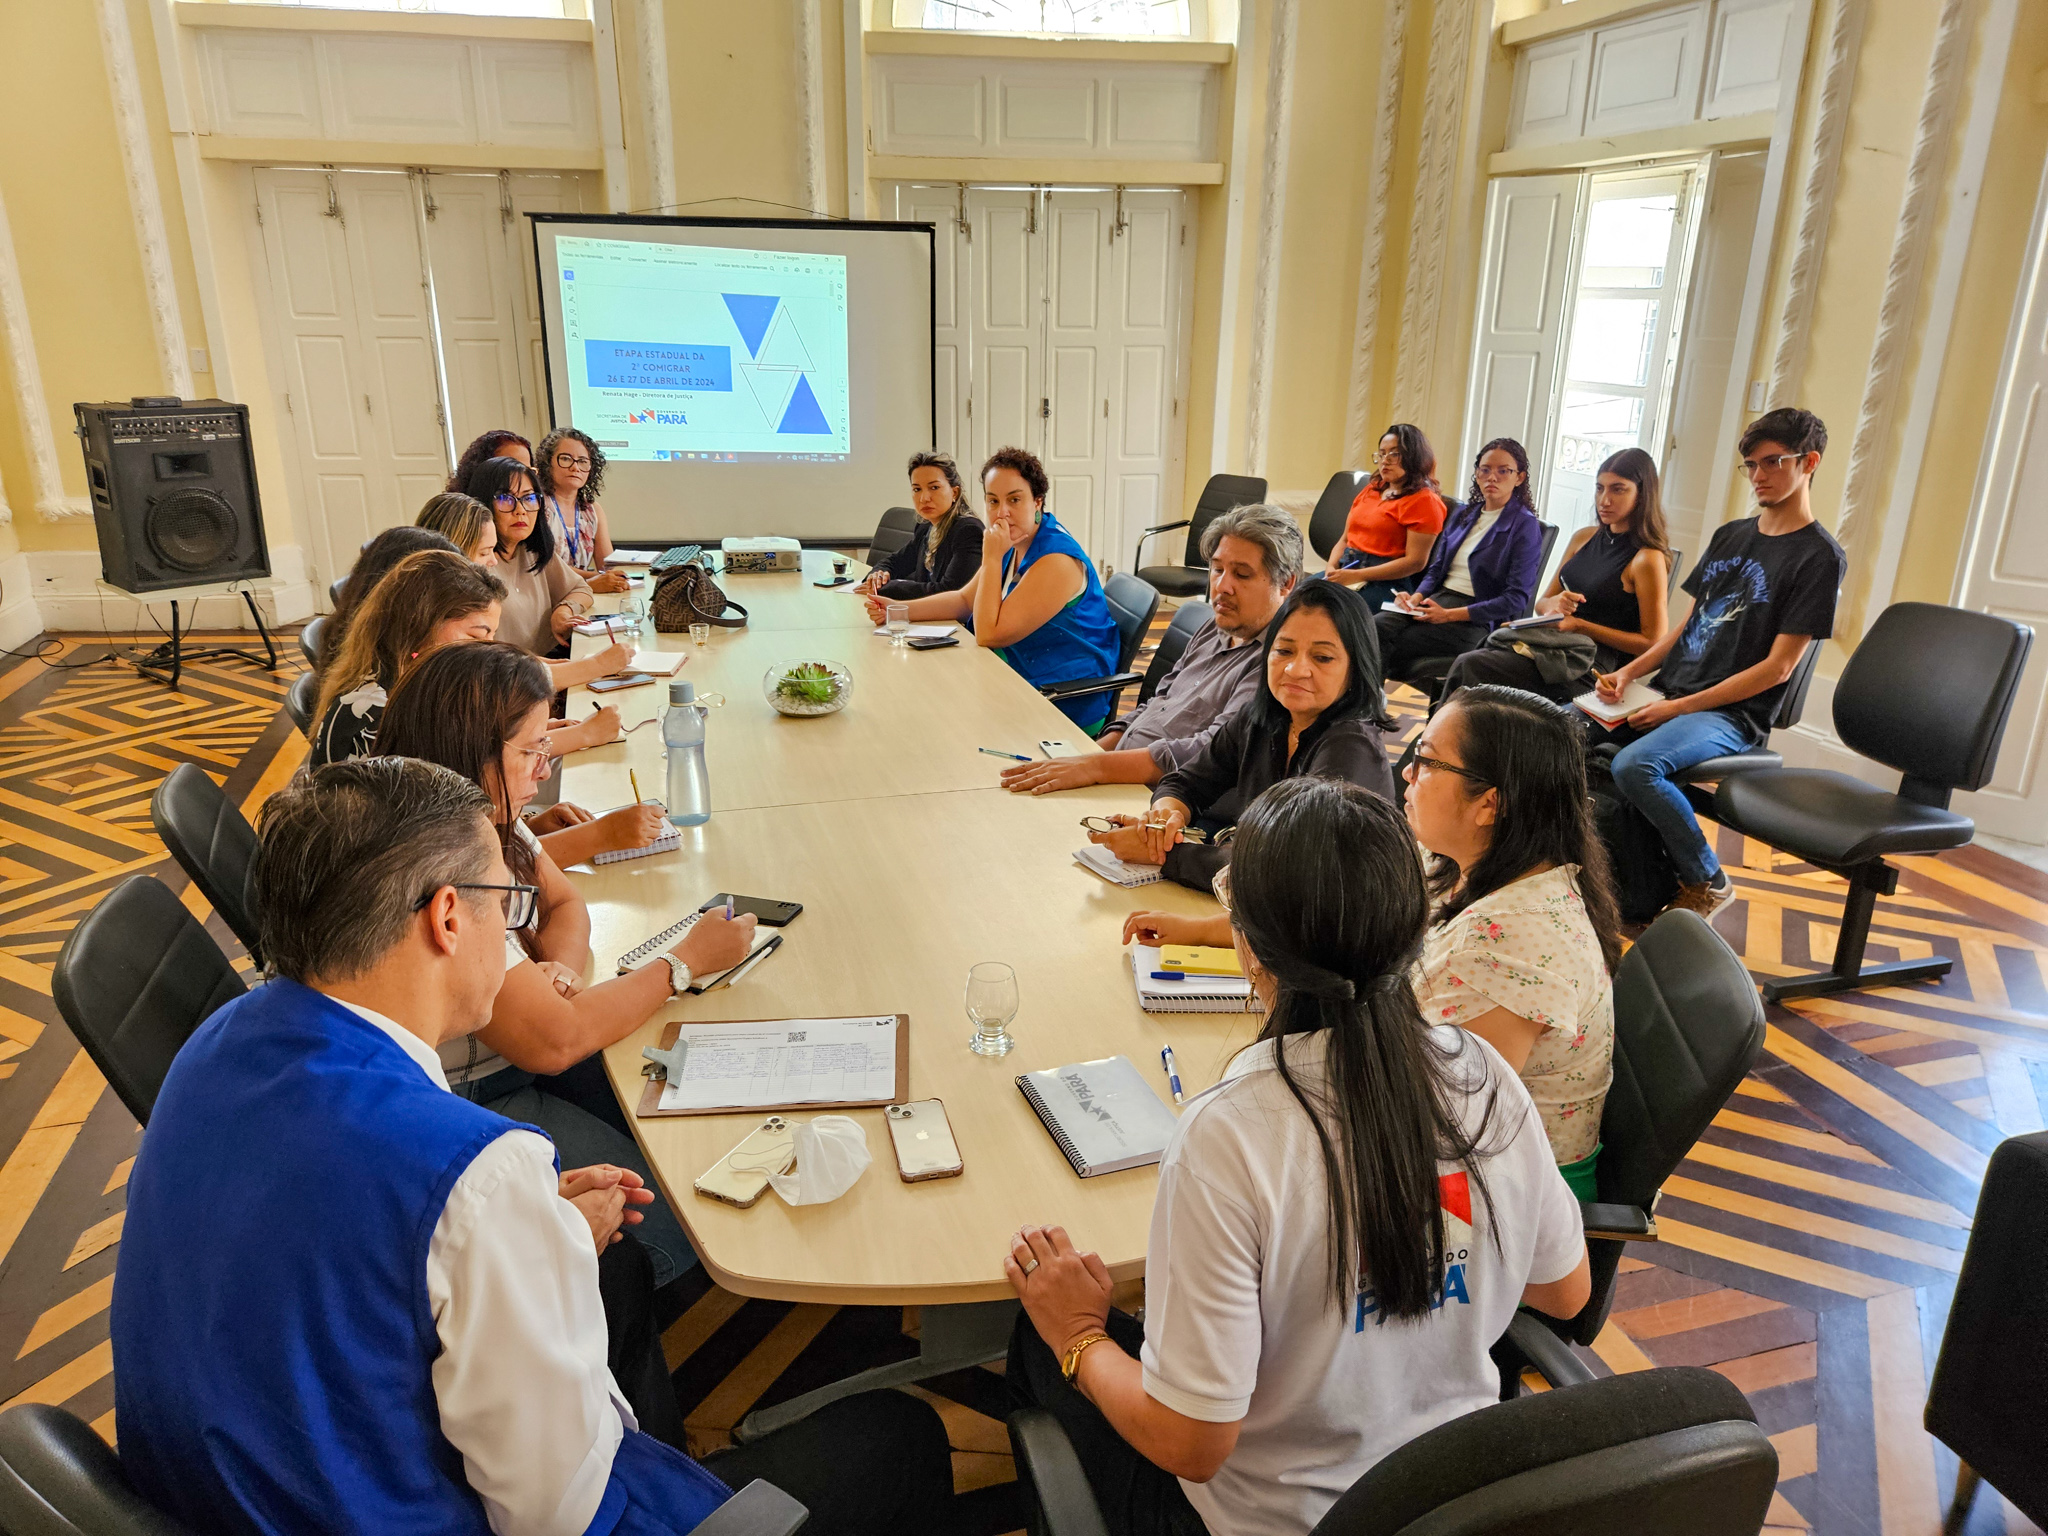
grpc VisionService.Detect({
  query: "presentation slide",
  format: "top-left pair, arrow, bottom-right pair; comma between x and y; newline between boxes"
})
532,216 -> 935,545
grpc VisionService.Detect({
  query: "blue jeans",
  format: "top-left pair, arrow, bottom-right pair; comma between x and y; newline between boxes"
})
1608,709 -> 1757,886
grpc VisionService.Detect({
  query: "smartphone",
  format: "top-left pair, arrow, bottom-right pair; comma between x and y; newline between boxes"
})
813,577 -> 856,588
694,1116 -> 796,1208
886,1100 -> 964,1182
907,634 -> 960,650
589,674 -> 654,693
698,893 -> 804,926
1038,739 -> 1083,757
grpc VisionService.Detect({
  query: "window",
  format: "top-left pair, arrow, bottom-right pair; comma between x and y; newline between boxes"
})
226,0 -> 576,16
911,0 -> 1192,37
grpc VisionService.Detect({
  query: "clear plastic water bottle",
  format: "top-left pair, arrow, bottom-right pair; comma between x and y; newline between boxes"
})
663,679 -> 711,826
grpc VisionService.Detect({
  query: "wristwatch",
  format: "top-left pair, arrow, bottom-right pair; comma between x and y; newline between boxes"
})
646,953 -> 692,998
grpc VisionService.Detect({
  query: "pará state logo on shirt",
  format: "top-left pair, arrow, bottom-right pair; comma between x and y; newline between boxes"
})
1354,1173 -> 1475,1330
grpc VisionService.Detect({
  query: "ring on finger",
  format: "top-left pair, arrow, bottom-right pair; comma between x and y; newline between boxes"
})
1021,1258 -> 1040,1276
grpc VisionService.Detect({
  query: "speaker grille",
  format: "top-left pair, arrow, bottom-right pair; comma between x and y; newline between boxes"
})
146,489 -> 239,573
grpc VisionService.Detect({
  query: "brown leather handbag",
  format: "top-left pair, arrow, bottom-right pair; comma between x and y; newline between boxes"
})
650,563 -> 748,631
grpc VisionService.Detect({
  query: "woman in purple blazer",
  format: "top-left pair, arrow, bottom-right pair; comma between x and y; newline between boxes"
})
1373,438 -> 1545,683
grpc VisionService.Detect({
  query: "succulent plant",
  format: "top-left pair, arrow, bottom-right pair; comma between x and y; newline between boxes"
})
774,662 -> 843,705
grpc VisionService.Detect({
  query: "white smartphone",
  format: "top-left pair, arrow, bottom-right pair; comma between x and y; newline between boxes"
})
886,1100 -> 964,1182
694,1116 -> 796,1208
1039,739 -> 1083,758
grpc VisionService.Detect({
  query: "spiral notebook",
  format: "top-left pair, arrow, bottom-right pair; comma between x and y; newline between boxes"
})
1017,1055 -> 1180,1178
1128,946 -> 1255,1014
1073,845 -> 1162,887
592,830 -> 681,864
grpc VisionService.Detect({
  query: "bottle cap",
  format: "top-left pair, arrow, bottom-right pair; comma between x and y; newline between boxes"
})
669,679 -> 696,704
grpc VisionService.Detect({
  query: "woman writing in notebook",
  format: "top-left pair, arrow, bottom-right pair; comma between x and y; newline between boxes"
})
1008,777 -> 1591,1535
376,642 -> 755,1288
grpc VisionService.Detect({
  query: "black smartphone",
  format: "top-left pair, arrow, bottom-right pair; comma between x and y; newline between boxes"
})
698,894 -> 804,926
812,576 -> 855,588
907,634 -> 960,650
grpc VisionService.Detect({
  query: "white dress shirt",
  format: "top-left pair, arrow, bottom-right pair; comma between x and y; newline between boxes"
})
339,1002 -> 635,1536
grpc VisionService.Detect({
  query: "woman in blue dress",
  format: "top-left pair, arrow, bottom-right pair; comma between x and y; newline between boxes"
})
867,446 -> 1122,732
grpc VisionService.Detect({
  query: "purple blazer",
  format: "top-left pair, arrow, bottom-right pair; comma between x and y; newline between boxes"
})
1415,501 -> 1545,628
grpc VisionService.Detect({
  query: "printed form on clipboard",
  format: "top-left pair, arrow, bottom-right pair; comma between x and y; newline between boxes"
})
655,1016 -> 902,1113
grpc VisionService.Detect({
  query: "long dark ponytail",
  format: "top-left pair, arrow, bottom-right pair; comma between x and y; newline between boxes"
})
1228,777 -> 1504,1319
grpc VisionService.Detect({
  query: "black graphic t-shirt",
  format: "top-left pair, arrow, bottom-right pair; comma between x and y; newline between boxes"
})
1654,516 -> 1845,738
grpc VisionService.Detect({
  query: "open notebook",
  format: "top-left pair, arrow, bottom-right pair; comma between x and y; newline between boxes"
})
1573,678 -> 1663,727
1073,844 -> 1162,887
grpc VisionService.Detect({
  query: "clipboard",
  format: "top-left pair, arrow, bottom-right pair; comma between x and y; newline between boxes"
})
635,1013 -> 912,1118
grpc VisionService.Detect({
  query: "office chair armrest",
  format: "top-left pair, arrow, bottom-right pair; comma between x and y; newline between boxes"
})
693,1480 -> 809,1536
1009,1408 -> 1112,1536
1580,1202 -> 1657,1242
1039,672 -> 1142,703
1505,1311 -> 1597,1390
1132,520 -> 1192,571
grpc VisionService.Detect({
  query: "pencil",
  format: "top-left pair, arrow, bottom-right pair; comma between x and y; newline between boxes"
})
630,769 -> 642,805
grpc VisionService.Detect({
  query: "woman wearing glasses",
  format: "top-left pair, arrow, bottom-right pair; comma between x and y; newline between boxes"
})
537,428 -> 630,594
1086,580 -> 1393,892
1324,424 -> 1449,609
376,642 -> 756,1288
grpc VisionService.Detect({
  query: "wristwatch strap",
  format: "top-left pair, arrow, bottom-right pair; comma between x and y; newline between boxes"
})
647,953 -> 692,998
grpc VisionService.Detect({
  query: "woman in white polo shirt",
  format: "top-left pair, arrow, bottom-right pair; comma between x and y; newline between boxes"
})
1003,777 -> 1591,1536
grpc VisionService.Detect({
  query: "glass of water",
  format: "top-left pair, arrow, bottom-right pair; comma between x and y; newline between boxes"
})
617,589 -> 645,640
965,962 -> 1019,1057
885,603 -> 911,647
690,622 -> 711,647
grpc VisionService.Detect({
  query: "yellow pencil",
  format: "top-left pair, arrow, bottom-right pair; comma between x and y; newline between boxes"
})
629,769 -> 643,806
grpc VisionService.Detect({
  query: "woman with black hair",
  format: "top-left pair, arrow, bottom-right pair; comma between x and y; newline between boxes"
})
1374,437 -> 1545,684
1008,777 -> 1590,1536
536,427 -> 630,594
1403,685 -> 1621,1186
1085,579 -> 1392,892
471,454 -> 593,654
856,450 -> 986,599
1325,423 -> 1450,609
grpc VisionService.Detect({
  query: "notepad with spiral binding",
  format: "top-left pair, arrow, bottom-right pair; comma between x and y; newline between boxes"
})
592,831 -> 681,865
1072,845 -> 1162,887
1128,947 -> 1254,1014
1017,1055 -> 1179,1178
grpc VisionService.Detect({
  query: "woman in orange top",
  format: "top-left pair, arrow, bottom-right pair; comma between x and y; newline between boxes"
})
1326,423 -> 1449,609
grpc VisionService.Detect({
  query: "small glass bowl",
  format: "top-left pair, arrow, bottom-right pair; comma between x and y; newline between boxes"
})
763,659 -> 853,717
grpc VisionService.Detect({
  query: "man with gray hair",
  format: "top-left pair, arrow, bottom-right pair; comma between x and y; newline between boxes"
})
1001,501 -> 1302,795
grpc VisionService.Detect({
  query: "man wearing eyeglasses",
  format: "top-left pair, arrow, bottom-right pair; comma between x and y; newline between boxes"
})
1590,407 -> 1846,919
111,758 -> 958,1536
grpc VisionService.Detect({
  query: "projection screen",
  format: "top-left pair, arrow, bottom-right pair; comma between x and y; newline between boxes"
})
530,214 -> 934,544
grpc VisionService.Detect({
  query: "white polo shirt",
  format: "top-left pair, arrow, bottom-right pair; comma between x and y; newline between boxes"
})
1140,1026 -> 1583,1536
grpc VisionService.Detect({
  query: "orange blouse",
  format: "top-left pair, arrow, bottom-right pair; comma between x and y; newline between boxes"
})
1343,484 -> 1447,560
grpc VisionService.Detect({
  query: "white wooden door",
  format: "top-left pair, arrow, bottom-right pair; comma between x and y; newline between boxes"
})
898,186 -> 969,461
967,189 -> 1046,473
1101,190 -> 1185,574
1460,174 -> 1581,481
420,170 -> 529,457
1043,192 -> 1108,556
505,171 -> 596,437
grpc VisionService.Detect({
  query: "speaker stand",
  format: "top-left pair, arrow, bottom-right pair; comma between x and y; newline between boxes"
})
127,588 -> 278,689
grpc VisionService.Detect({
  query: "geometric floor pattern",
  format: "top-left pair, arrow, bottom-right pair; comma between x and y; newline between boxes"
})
0,629 -> 2043,1536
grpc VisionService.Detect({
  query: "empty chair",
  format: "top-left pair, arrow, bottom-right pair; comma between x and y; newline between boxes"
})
1039,572 -> 1162,720
151,762 -> 262,964
865,506 -> 919,570
297,614 -> 329,671
1713,602 -> 2031,1001
1132,473 -> 1268,598
0,1403 -> 201,1536
52,875 -> 246,1126
284,671 -> 318,736
1924,1130 -> 2048,1534
1308,469 -> 1370,565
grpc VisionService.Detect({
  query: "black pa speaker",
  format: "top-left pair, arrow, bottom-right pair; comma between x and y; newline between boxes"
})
74,397 -> 269,595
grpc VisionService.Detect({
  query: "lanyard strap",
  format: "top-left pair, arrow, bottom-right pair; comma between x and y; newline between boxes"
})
550,495 -> 584,568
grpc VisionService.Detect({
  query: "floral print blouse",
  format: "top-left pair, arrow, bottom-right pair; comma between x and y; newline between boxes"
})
1412,865 -> 1613,1163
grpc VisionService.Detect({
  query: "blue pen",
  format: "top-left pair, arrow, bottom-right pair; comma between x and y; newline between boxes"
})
1150,970 -> 1186,981
977,746 -> 1031,762
1160,1045 -> 1185,1105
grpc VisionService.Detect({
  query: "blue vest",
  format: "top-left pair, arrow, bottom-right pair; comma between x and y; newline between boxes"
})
113,979 -> 729,1536
979,512 -> 1122,730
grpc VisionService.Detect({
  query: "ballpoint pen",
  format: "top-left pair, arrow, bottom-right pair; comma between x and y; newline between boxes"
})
1160,1045 -> 1185,1105
978,747 -> 1031,762
629,769 -> 642,806
1150,971 -> 1186,981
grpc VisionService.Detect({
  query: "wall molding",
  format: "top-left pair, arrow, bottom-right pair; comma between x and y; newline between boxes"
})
0,554 -> 31,648
1391,0 -> 1474,424
97,0 -> 193,399
1242,0 -> 1297,476
1831,0 -> 1972,630
1766,0 -> 1861,407
0,187 -> 89,522
1206,0 -> 1260,478
1343,0 -> 1408,467
24,546 -> 315,633
630,0 -> 674,211
797,0 -> 828,214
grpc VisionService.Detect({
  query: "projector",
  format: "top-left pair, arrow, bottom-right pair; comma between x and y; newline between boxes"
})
720,536 -> 803,573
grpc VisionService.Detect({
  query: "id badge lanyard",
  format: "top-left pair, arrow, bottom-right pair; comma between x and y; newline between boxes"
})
550,495 -> 584,569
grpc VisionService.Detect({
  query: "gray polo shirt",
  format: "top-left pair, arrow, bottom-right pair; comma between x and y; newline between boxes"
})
1117,618 -> 1265,774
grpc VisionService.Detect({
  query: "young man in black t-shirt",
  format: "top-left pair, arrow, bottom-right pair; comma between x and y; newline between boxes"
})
1591,408 -> 1847,918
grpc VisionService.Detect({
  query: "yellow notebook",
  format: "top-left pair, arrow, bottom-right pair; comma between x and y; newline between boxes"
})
1159,945 -> 1243,977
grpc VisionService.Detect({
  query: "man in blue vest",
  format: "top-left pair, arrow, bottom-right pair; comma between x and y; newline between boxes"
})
112,757 -> 954,1536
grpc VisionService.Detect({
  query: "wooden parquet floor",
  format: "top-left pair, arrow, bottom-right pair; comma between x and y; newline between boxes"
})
0,624 -> 2043,1535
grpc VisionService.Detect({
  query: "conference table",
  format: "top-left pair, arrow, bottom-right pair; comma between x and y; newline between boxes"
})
566,549 -> 1255,1436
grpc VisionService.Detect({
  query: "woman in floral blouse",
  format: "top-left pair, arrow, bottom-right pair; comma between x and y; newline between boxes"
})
1401,685 -> 1622,1195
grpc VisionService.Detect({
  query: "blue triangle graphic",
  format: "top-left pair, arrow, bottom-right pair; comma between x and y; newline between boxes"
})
777,374 -> 832,435
722,294 -> 780,359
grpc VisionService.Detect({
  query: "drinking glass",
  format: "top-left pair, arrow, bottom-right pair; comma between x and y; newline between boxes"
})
832,555 -> 849,577
617,590 -> 646,640
690,622 -> 711,647
886,603 -> 911,648
965,961 -> 1019,1057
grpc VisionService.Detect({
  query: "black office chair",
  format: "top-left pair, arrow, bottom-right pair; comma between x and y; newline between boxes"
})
297,614 -> 329,671
1013,1359 -> 1775,1536
284,671 -> 319,737
1038,573 -> 1162,721
51,875 -> 246,1126
1712,602 -> 2031,1002
1393,520 -> 1559,703
151,763 -> 263,965
1667,635 -> 1820,815
1136,599 -> 1211,707
1925,1130 -> 2048,1535
328,575 -> 348,608
866,507 -> 919,570
1308,470 -> 1369,564
1132,473 -> 1267,598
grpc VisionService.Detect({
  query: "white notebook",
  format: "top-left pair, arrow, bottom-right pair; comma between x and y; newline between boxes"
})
870,622 -> 957,639
591,830 -> 680,865
1017,1055 -> 1180,1178
1073,844 -> 1162,887
615,912 -> 781,991
1500,612 -> 1565,631
628,650 -> 689,677
1128,946 -> 1254,1014
1573,678 -> 1664,726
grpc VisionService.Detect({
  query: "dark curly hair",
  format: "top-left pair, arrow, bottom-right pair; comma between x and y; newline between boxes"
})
981,445 -> 1049,505
1461,437 -> 1538,517
537,427 -> 606,510
448,429 -> 532,496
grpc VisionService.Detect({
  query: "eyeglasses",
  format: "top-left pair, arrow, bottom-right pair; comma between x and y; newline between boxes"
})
510,742 -> 557,779
1078,815 -> 1228,845
1374,448 -> 1403,461
553,453 -> 593,471
494,492 -> 541,511
1472,465 -> 1520,479
417,881 -> 539,930
1739,453 -> 1803,478
1406,753 -> 1490,786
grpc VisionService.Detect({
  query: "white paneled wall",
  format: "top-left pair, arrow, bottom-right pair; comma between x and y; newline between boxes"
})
871,54 -> 1216,165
